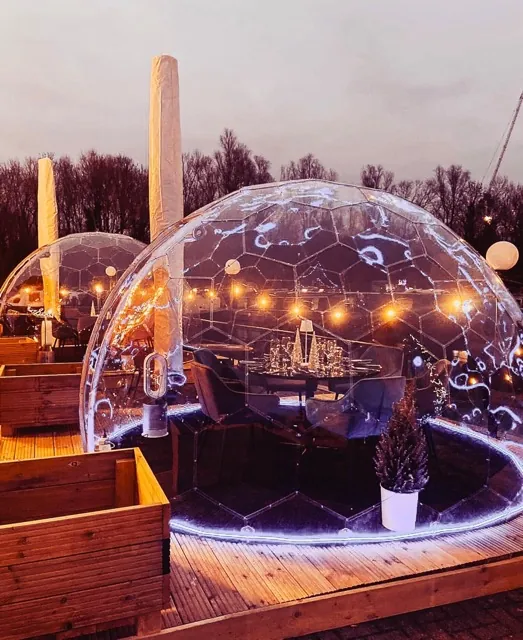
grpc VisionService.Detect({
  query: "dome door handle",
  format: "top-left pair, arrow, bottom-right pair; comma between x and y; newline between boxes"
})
143,352 -> 168,399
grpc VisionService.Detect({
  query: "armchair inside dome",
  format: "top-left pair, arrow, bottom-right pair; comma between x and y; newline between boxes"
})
81,180 -> 523,541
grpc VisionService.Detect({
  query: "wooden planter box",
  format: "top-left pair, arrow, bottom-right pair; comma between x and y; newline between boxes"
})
0,448 -> 170,640
0,337 -> 39,365
0,362 -> 83,435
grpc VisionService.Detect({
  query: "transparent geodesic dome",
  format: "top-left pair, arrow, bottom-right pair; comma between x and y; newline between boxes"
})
81,180 -> 523,541
0,232 -> 145,339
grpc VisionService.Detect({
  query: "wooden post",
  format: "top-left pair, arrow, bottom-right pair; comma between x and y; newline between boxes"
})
171,423 -> 180,497
114,459 -> 137,508
136,611 -> 163,636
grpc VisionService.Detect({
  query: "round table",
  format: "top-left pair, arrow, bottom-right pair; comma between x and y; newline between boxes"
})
243,363 -> 381,398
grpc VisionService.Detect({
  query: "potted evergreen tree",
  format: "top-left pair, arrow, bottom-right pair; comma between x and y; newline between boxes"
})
374,381 -> 429,532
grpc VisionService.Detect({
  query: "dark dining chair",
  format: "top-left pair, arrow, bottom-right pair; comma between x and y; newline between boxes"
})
306,376 -> 406,439
52,318 -> 80,355
193,348 -> 247,390
329,345 -> 404,399
191,361 -> 281,425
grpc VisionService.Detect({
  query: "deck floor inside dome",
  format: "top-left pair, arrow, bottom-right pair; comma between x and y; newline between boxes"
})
2,427 -> 523,640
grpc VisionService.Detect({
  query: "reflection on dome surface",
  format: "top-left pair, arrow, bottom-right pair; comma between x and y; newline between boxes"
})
81,180 -> 523,542
0,232 -> 145,343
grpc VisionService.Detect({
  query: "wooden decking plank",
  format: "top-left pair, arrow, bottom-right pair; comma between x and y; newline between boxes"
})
268,545 -> 336,596
342,544 -> 414,582
356,543 -> 420,579
162,598 -> 183,629
302,546 -> 366,590
169,533 -> 217,624
135,555 -> 523,640
70,430 -> 84,454
35,431 -> 55,459
176,533 -> 248,616
430,536 -> 486,566
399,538 -> 465,570
332,543 -> 391,584
54,429 -> 77,456
503,516 -> 523,536
206,539 -> 280,608
387,539 -> 453,575
234,542 -> 309,603
195,538 -> 251,614
457,526 -> 518,556
14,432 -> 35,460
453,527 -> 513,559
484,525 -> 523,553
0,436 -> 17,462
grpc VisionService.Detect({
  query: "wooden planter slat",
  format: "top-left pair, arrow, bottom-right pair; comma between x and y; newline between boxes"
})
0,363 -> 83,434
0,448 -> 170,639
0,576 -> 164,639
0,447 -> 134,491
0,337 -> 39,365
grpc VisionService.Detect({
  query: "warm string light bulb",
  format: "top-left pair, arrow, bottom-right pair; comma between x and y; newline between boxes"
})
448,296 -> 473,315
231,284 -> 242,297
23,286 -> 32,294
452,298 -> 462,311
208,290 -> 216,299
331,308 -> 345,322
384,306 -> 397,320
291,303 -> 301,316
257,295 -> 270,309
94,283 -> 104,295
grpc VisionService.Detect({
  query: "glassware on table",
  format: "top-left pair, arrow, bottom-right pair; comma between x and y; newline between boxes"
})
268,337 -> 281,372
281,336 -> 292,372
332,346 -> 344,376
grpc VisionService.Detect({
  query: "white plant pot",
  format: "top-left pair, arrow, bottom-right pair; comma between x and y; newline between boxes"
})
380,485 -> 419,532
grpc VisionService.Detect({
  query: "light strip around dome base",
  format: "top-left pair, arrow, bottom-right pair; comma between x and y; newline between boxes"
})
169,417 -> 523,545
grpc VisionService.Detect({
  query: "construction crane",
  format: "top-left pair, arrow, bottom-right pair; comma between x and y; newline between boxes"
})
487,89 -> 523,190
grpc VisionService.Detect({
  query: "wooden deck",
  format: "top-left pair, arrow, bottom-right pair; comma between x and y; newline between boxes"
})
2,428 -> 523,640
0,426 -> 83,461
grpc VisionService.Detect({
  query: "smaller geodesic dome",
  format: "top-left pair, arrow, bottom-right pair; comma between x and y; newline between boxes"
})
0,232 -> 145,337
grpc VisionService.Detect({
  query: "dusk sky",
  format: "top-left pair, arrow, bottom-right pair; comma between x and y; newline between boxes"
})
1,0 -> 522,183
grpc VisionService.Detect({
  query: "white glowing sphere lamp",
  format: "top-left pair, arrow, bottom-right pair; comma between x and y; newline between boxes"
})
486,241 -> 519,271
225,259 -> 241,275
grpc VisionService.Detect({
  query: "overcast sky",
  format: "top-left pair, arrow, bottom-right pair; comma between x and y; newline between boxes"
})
0,0 -> 522,183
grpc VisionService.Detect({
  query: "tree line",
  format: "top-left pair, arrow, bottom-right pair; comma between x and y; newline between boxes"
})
1,127 -> 522,285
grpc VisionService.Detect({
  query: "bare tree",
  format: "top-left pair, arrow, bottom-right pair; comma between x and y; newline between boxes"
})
183,150 -> 217,215
426,165 -> 473,230
280,153 -> 338,181
394,179 -> 435,209
0,158 -> 37,280
2,141 -> 523,287
360,164 -> 395,191
214,128 -> 273,196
